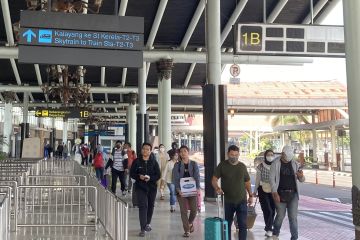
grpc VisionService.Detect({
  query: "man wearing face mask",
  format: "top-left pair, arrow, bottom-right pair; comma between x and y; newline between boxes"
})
270,146 -> 305,240
212,145 -> 253,240
253,149 -> 276,237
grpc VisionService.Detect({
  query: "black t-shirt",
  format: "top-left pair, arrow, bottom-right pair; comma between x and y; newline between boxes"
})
183,163 -> 190,178
278,161 -> 297,192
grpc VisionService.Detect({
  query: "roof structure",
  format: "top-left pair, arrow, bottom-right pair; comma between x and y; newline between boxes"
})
0,0 -> 342,117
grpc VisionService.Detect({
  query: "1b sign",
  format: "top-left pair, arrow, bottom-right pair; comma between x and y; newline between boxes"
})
239,26 -> 262,51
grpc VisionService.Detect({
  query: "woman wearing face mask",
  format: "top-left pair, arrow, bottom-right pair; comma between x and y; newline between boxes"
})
253,149 -> 276,237
158,144 -> 170,200
270,146 -> 305,240
161,150 -> 179,212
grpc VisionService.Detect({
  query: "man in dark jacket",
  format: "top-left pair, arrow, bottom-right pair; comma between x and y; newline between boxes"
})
130,143 -> 161,237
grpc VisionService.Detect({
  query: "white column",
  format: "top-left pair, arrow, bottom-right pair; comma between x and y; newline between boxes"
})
128,92 -> 137,150
206,0 -> 222,163
178,134 -> 182,147
62,120 -> 68,145
255,131 -> 259,152
156,59 -> 174,150
188,134 -> 192,151
330,125 -> 337,167
158,79 -> 163,144
84,125 -> 89,144
138,62 -> 146,144
312,115 -> 317,162
3,102 -> 13,155
343,3 -> 360,235
22,91 -> 29,128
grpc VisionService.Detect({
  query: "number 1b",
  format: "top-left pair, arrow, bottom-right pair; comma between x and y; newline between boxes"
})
242,32 -> 261,45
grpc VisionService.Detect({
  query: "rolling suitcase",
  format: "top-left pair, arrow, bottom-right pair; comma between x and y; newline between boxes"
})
204,195 -> 229,240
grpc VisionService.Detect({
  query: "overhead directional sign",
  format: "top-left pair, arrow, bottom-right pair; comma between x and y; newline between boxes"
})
234,24 -> 345,57
34,108 -> 90,119
19,11 -> 144,67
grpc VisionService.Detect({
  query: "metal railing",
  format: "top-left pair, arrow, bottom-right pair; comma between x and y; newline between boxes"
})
16,185 -> 97,229
0,187 -> 12,233
24,175 -> 87,186
0,193 -> 10,240
0,181 -> 17,230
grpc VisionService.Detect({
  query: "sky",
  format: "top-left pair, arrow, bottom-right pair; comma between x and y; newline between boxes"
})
221,1 -> 347,86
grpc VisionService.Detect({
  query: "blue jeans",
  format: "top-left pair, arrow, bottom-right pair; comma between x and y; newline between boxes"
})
224,201 -> 247,240
273,195 -> 299,240
95,167 -> 104,181
166,183 -> 176,206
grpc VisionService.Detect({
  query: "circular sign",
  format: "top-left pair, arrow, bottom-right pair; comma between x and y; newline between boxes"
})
230,64 -> 240,77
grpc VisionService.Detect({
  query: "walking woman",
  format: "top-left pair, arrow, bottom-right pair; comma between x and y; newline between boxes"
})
162,149 -> 179,212
158,144 -> 170,200
172,145 -> 200,238
253,149 -> 276,237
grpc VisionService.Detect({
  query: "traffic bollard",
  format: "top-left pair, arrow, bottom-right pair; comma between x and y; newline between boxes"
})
315,170 -> 318,184
333,172 -> 336,188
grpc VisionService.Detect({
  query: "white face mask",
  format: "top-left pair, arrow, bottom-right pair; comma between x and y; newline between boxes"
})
160,147 -> 165,153
266,156 -> 274,162
284,151 -> 294,162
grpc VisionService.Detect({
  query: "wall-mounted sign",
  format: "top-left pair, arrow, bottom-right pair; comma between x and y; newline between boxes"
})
19,11 -> 144,67
234,24 -> 345,57
229,64 -> 240,77
34,108 -> 90,118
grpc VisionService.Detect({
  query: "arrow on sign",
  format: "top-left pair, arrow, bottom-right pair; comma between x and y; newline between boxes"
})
35,110 -> 42,117
22,29 -> 36,43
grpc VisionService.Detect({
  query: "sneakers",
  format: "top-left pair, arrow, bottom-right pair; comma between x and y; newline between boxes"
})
145,224 -> 152,232
272,235 -> 279,240
183,232 -> 190,238
265,231 -> 273,237
160,195 -> 165,200
122,191 -> 127,196
170,206 -> 175,213
139,231 -> 145,237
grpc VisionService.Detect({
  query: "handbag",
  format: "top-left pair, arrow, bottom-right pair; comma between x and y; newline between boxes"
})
278,190 -> 295,203
261,182 -> 272,193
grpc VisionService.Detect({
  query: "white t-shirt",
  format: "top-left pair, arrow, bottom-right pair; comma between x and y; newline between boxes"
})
113,149 -> 128,171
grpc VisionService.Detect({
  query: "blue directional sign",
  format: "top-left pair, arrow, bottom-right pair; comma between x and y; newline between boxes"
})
18,11 -> 144,67
22,29 -> 36,43
19,28 -> 143,51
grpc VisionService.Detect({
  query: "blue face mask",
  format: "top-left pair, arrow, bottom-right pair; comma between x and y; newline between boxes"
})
228,157 -> 238,164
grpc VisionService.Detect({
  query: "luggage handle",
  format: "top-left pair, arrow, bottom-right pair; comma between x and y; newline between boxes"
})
216,194 -> 225,219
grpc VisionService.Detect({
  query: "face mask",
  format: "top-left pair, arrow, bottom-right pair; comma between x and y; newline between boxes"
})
283,151 -> 294,162
160,147 -> 165,152
123,149 -> 128,152
228,157 -> 238,164
266,156 -> 274,162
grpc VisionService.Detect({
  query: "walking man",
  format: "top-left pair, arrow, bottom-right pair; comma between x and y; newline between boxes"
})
212,145 -> 253,240
270,145 -> 305,240
130,143 -> 161,237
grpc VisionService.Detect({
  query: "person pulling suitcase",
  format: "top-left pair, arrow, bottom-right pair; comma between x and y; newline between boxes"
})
212,145 -> 253,240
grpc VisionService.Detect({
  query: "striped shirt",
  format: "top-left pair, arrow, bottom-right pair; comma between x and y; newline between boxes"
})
113,149 -> 128,171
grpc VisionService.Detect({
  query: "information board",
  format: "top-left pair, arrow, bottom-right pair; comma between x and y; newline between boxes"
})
234,24 -> 345,57
34,108 -> 90,119
18,11 -> 144,67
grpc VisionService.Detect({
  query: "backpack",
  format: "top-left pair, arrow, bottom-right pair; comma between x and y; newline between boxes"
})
93,152 -> 104,168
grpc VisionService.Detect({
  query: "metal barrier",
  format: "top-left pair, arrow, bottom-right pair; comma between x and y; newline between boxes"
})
0,181 -> 17,230
39,160 -> 75,175
0,193 -> 10,240
16,185 -> 97,229
0,187 -> 12,232
86,165 -> 129,240
25,175 -> 87,186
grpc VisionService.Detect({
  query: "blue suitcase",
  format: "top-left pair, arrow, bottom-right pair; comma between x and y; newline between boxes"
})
204,195 -> 229,240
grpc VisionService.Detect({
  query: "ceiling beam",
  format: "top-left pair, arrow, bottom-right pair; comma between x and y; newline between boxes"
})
267,0 -> 288,23
314,0 -> 341,24
146,0 -> 168,49
118,1 -> 128,91
0,47 -> 313,65
302,0 -> 329,24
221,0 -> 249,45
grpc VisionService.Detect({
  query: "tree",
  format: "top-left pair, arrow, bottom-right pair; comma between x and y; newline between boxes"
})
260,137 -> 275,151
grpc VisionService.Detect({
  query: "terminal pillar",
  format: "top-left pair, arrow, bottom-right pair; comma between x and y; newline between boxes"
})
156,58 -> 173,151
127,92 -> 137,150
330,125 -> 337,168
2,92 -> 14,156
312,115 -> 318,163
157,76 -> 163,145
63,119 -> 68,145
343,1 -> 360,238
137,62 -> 149,154
203,0 -> 228,201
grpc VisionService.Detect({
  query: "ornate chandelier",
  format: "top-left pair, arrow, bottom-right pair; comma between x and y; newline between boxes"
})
41,65 -> 91,106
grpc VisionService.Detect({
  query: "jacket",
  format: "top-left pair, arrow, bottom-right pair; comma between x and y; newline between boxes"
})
270,158 -> 305,199
130,154 -> 161,192
172,160 -> 200,192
